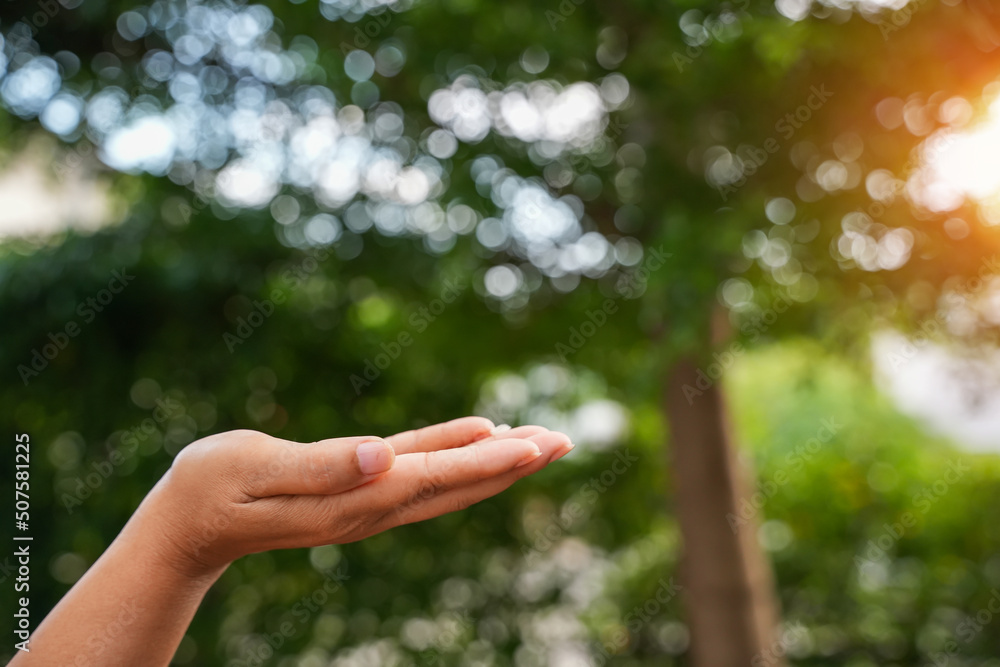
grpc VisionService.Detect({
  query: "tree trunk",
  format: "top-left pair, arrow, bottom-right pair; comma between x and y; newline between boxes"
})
665,357 -> 785,667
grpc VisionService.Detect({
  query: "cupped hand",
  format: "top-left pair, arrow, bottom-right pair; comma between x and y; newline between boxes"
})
143,417 -> 573,578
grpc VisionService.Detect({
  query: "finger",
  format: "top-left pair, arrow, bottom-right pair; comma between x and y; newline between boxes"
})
385,430 -> 571,521
387,433 -> 575,529
240,433 -> 573,550
244,435 -> 396,498
350,437 -> 543,512
240,436 -> 542,548
479,430 -> 573,477
387,416 -> 496,455
472,425 -> 548,443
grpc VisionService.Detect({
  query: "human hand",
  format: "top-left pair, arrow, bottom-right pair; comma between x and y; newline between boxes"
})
140,417 -> 573,579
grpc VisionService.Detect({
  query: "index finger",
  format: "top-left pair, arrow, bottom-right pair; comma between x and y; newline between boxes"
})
240,435 -> 395,498
347,436 -> 543,512
387,416 -> 496,455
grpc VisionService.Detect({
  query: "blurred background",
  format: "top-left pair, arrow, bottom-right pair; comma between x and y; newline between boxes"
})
4,0 -> 1000,665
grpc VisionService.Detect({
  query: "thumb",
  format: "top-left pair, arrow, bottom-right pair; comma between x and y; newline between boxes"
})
247,436 -> 396,498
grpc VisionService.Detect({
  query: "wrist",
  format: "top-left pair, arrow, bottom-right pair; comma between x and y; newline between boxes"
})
127,471 -> 232,586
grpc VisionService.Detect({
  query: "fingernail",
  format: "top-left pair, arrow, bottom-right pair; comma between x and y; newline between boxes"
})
491,424 -> 512,436
357,439 -> 394,475
550,443 -> 575,462
516,446 -> 542,467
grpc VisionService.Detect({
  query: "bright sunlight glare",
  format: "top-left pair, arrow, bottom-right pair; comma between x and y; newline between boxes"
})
910,87 -> 1000,224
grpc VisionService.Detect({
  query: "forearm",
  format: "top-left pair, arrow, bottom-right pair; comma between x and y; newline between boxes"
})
9,480 -> 224,667
5,421 -> 570,666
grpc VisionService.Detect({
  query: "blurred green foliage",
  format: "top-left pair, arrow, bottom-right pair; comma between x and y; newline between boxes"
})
731,343 -> 1000,666
4,0 -> 1000,664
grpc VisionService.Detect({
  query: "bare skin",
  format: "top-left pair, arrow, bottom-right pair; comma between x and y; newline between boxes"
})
9,417 -> 573,667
